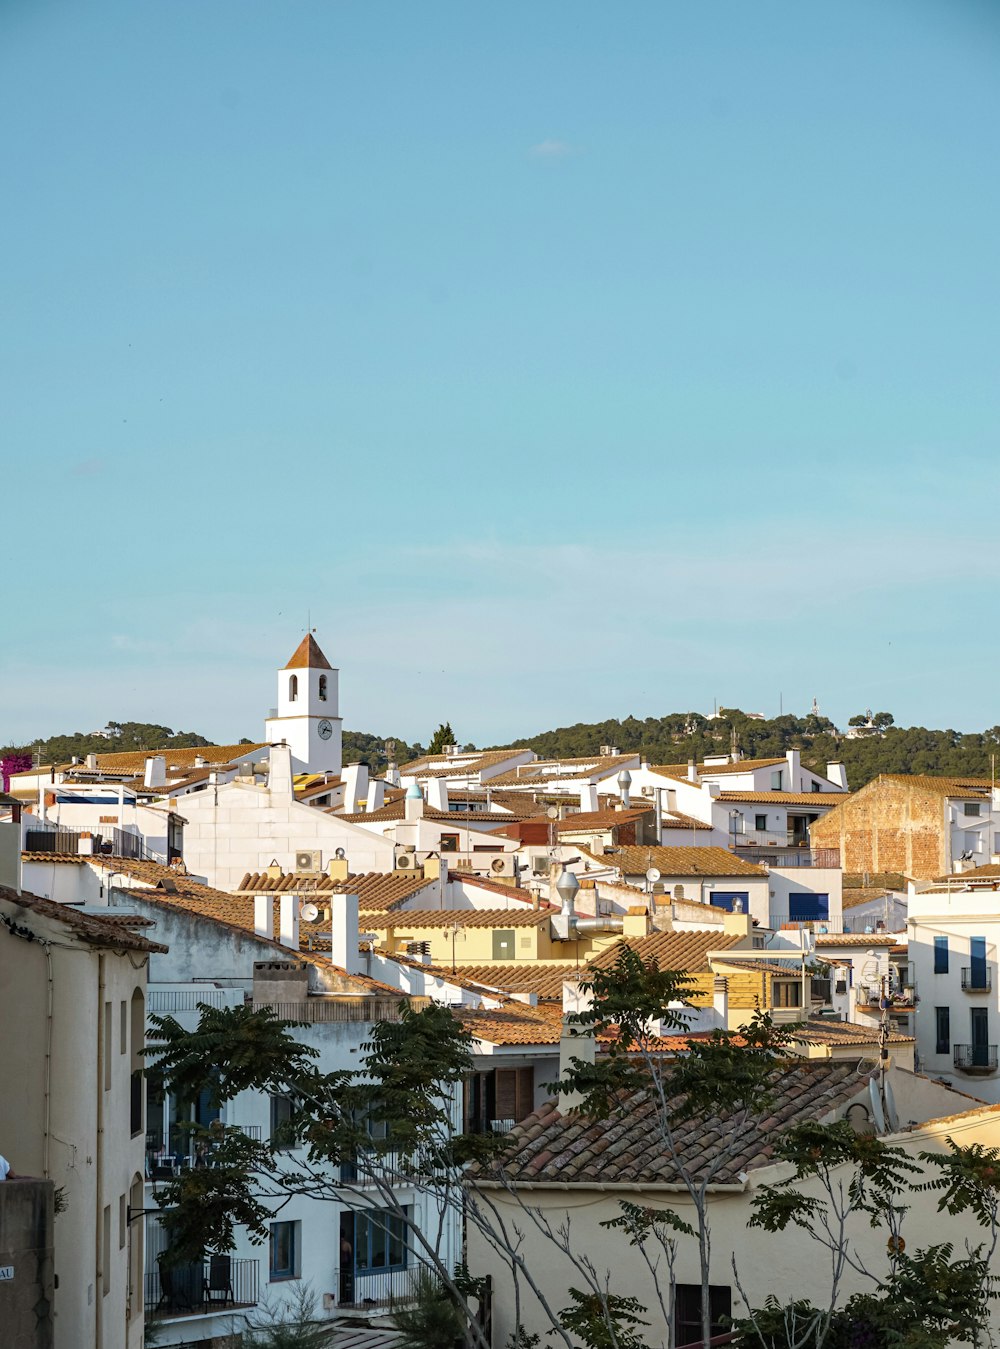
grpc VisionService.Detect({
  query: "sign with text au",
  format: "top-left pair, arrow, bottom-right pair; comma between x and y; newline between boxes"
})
0,1266 -> 13,1280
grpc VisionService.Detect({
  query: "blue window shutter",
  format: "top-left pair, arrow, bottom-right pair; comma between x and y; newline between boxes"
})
934,936 -> 949,973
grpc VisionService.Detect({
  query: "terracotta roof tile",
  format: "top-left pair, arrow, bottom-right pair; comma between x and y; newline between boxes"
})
366,908 -> 551,930
283,634 -> 333,670
583,845 -> 767,878
717,791 -> 849,806
0,884 -> 167,953
482,1060 -> 869,1185
86,743 -> 269,777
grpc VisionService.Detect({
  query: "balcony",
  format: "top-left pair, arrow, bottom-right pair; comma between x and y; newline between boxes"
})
855,984 -> 918,1010
145,1255 -> 259,1318
733,843 -> 840,869
954,1044 -> 998,1074
337,1264 -> 420,1310
961,968 -> 992,993
146,1123 -> 262,1177
466,1116 -> 516,1136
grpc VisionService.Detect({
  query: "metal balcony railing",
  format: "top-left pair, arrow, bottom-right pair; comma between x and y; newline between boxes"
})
961,967 -> 992,992
733,843 -> 840,869
145,1255 -> 259,1316
954,1044 -> 998,1073
856,984 -> 917,1008
337,1264 -> 420,1309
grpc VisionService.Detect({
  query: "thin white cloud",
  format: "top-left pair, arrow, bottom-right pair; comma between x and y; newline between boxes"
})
529,139 -> 574,159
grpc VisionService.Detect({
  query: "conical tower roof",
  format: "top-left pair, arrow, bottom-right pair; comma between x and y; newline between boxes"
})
282,633 -> 333,671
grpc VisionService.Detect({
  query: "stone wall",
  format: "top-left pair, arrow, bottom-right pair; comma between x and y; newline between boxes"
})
0,1178 -> 54,1349
811,777 -> 947,880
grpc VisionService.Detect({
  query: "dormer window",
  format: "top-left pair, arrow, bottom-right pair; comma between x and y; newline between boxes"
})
289,674 -> 299,702
319,675 -> 328,702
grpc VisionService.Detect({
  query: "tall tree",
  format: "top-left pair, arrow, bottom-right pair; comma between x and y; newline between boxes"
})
427,723 -> 456,755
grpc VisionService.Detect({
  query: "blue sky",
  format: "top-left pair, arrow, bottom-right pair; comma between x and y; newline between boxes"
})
3,0 -> 1000,748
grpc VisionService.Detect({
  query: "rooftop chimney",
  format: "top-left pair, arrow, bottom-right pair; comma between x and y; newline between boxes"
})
278,893 -> 299,950
254,896 -> 274,941
144,755 -> 166,789
580,783 -> 598,813
713,976 -> 729,1029
617,768 -> 632,809
268,744 -> 294,801
85,753 -> 98,771
426,778 -> 449,812
366,779 -> 386,813
331,892 -> 360,975
342,762 -> 369,814
404,782 -> 425,822
827,762 -> 848,791
687,759 -> 698,784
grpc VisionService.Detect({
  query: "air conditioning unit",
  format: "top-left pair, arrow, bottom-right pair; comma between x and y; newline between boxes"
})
532,856 -> 552,876
295,850 -> 322,873
396,852 -> 417,870
483,854 -> 516,877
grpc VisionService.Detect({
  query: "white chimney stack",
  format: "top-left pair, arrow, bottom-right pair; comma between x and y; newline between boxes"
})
426,778 -> 449,812
254,895 -> 274,941
268,744 -> 294,801
580,783 -> 598,813
713,976 -> 729,1030
342,762 -> 369,814
366,779 -> 386,813
144,755 -> 167,789
331,893 -> 360,975
278,893 -> 299,950
827,762 -> 848,791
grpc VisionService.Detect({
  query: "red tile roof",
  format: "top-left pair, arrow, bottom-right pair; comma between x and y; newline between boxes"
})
0,884 -> 167,953
480,1060 -> 871,1185
283,634 -> 333,670
583,846 -> 767,878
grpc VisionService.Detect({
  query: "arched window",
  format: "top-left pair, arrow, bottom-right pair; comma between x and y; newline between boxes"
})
319,675 -> 328,702
289,674 -> 298,702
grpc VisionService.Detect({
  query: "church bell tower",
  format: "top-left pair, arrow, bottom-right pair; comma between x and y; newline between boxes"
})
264,634 -> 343,775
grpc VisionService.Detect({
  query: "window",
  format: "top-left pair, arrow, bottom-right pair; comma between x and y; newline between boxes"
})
269,1220 -> 300,1281
130,989 -> 145,1136
934,936 -> 949,974
674,1283 -> 732,1345
270,1094 -> 295,1148
119,1193 -> 127,1250
966,802 -> 981,817
970,937 -> 988,990
319,674 -> 328,702
492,930 -> 515,960
935,1006 -> 950,1055
440,833 -> 459,853
355,1209 -> 408,1272
755,814 -> 767,831
104,1002 -> 112,1091
120,1000 -> 127,1055
811,781 -> 821,792
773,981 -> 802,1008
771,771 -> 783,791
102,1205 -> 111,1296
971,1007 -> 991,1068
289,674 -> 298,702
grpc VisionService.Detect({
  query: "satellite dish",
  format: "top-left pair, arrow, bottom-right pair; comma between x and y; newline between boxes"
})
300,902 -> 321,923
646,867 -> 661,884
868,1078 -> 887,1134
546,806 -> 559,820
883,1079 -> 899,1133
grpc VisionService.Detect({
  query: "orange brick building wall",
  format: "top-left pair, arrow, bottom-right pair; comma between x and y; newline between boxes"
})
810,776 -> 949,880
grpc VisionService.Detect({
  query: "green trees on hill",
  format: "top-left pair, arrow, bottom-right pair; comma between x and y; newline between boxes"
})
1,722 -> 212,765
496,709 -> 1000,791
